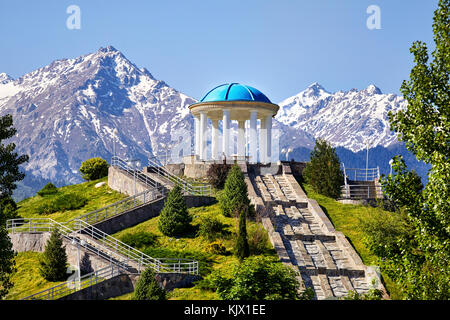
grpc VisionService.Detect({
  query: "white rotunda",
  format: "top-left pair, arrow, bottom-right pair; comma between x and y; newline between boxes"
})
189,83 -> 279,164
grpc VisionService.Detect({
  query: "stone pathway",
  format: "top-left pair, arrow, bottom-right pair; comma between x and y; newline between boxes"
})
251,170 -> 381,300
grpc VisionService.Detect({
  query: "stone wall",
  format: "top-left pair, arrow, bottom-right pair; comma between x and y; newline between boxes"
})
108,166 -> 150,197
59,272 -> 200,300
10,232 -> 119,272
91,195 -> 216,235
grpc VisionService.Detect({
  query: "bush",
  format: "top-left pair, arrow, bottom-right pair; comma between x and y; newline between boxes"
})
158,184 -> 192,237
37,183 -> 58,196
196,214 -> 230,241
35,193 -> 88,215
207,163 -> 230,189
219,165 -> 250,217
302,138 -> 344,199
120,232 -> 158,249
205,240 -> 227,255
79,157 -> 109,181
39,228 -> 68,281
133,267 -> 167,300
211,256 -> 303,300
247,224 -> 271,255
359,208 -> 413,260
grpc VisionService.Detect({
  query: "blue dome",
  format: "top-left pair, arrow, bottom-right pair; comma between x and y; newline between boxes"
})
200,83 -> 272,103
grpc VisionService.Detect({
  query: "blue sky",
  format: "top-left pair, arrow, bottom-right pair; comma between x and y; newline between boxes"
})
0,0 -> 438,102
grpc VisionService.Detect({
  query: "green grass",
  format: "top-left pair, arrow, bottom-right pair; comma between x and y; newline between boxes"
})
301,183 -> 404,299
16,177 -> 127,223
111,203 -> 277,300
5,252 -> 66,300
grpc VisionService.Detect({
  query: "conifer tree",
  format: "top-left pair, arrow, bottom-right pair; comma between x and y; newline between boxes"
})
133,267 -> 167,300
235,208 -> 250,260
302,138 -> 344,199
0,220 -> 15,299
219,164 -> 250,217
158,184 -> 191,237
39,227 -> 68,282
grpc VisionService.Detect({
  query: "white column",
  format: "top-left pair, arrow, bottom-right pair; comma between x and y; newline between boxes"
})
260,117 -> 267,164
200,112 -> 207,160
222,109 -> 230,159
266,115 -> 272,163
249,110 -> 257,164
238,120 -> 245,159
194,116 -> 200,157
211,119 -> 219,160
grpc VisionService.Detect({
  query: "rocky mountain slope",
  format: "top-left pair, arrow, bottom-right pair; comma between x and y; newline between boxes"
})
0,47 -> 410,200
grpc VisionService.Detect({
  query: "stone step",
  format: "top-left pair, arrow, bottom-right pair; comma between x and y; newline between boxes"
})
266,175 -> 288,202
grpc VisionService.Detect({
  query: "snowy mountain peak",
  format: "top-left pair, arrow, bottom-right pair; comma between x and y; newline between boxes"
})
276,83 -> 407,152
365,84 -> 382,95
0,73 -> 14,84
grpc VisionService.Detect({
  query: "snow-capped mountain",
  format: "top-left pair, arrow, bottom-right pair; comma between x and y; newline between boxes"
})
0,46 -> 196,192
277,83 -> 407,152
0,46 -> 408,200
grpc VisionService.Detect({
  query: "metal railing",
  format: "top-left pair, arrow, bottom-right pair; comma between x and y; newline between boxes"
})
67,186 -> 166,226
340,184 -> 384,199
7,218 -> 199,275
147,156 -> 212,196
22,264 -> 123,300
342,166 -> 380,182
7,218 -> 131,270
111,156 -> 162,189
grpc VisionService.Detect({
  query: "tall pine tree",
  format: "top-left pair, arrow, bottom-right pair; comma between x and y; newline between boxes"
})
219,164 -> 250,217
157,184 -> 191,237
39,228 -> 68,282
235,208 -> 250,261
133,267 -> 167,300
302,138 -> 344,199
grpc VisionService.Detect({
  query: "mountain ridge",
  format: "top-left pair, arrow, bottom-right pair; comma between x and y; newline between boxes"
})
0,47 -> 412,200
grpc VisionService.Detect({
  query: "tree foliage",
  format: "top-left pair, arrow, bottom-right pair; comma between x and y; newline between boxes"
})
133,267 -> 167,300
206,163 -> 230,189
0,114 -> 29,199
157,184 -> 191,237
302,138 -> 344,199
235,208 -> 250,260
0,218 -> 15,299
218,164 -> 250,217
79,157 -> 109,181
39,228 -> 68,282
380,0 -> 449,299
37,183 -> 58,196
211,256 -> 304,300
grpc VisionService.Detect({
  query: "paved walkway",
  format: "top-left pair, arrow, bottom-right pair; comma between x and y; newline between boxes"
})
249,166 -> 385,300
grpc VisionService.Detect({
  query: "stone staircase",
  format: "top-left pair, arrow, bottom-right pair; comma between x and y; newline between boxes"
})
251,166 -> 386,300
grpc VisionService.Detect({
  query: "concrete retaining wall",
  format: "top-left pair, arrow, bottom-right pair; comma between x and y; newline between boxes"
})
10,232 -> 120,272
60,272 -> 200,300
108,166 -> 150,197
91,195 -> 216,235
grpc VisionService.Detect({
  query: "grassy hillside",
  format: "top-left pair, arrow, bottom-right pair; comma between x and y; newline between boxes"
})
301,183 -> 403,299
5,252 -> 66,300
110,203 -> 277,300
16,177 -> 126,223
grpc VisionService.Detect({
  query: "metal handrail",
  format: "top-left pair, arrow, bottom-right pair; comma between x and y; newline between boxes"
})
66,186 -> 166,226
22,264 -> 122,300
7,218 -> 131,270
111,156 -> 162,189
147,156 -> 212,196
340,184 -> 384,199
7,217 -> 199,276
